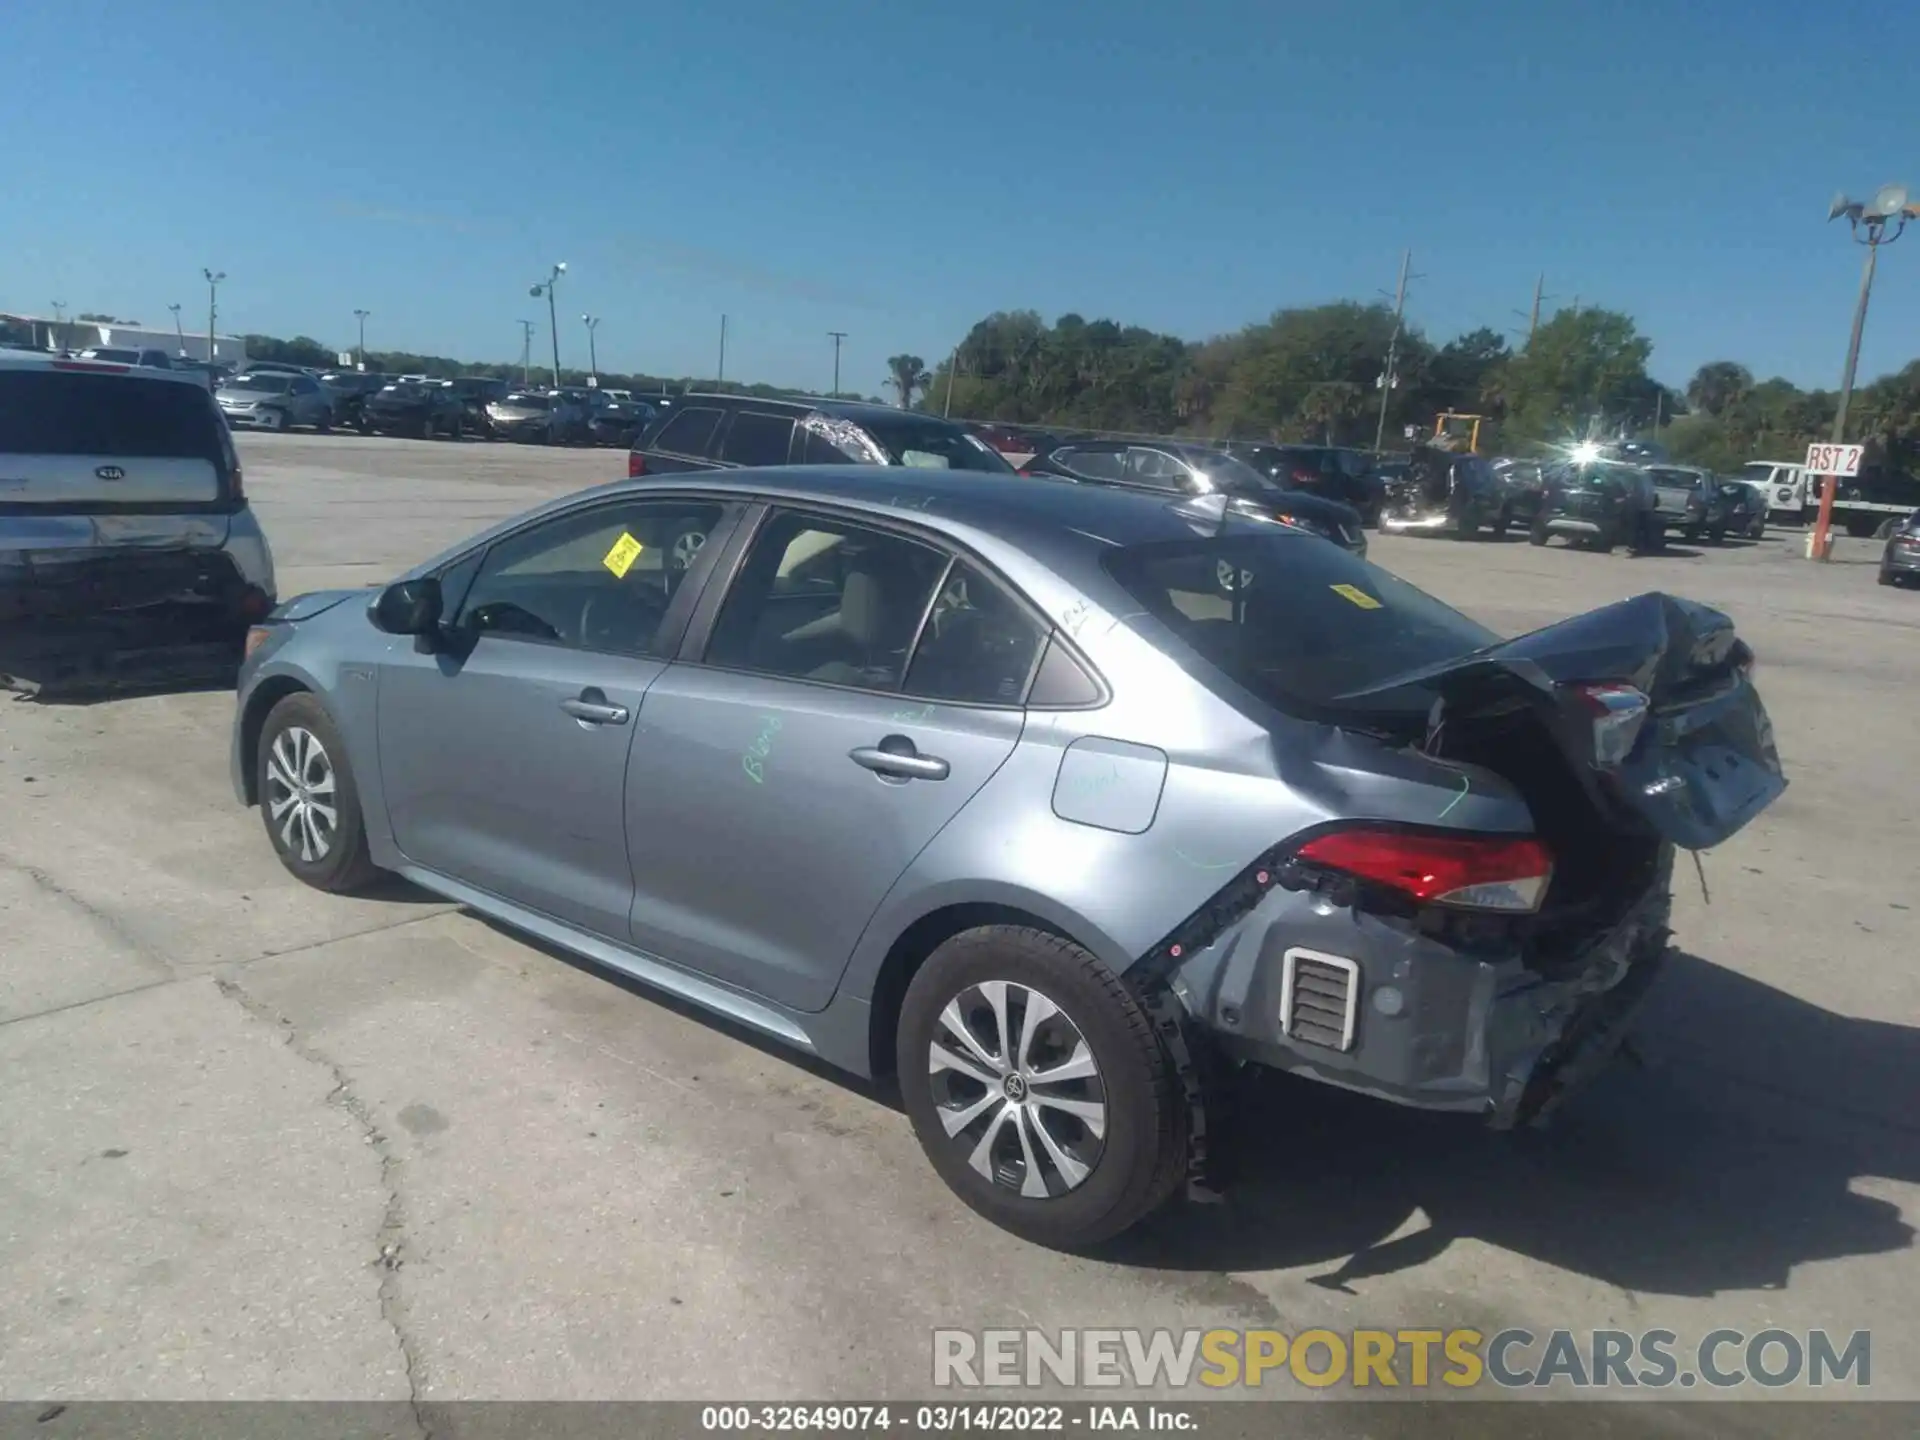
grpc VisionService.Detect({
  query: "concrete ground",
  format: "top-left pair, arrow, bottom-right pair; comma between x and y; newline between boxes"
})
1,433 -> 1914,1426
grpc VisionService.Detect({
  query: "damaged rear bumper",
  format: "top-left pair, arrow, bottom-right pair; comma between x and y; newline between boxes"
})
0,546 -> 270,697
1168,861 -> 1674,1126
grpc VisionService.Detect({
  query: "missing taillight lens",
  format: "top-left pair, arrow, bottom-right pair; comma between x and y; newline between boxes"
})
1294,827 -> 1554,913
1573,682 -> 1650,767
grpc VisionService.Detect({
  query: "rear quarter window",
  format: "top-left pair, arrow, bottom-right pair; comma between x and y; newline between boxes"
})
650,407 -> 725,457
0,370 -> 225,460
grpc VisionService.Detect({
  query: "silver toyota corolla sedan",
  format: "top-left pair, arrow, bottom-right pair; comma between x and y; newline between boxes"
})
231,467 -> 1786,1247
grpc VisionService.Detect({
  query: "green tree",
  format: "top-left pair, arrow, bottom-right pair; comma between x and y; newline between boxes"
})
1498,307 -> 1654,443
1685,361 -> 1755,418
886,354 -> 931,408
1297,381 -> 1366,444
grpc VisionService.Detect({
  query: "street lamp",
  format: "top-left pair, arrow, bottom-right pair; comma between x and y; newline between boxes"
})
51,299 -> 69,353
529,263 -> 566,386
202,268 -> 226,391
1813,184 -> 1916,559
353,308 -> 370,369
581,314 -> 600,381
168,303 -> 185,356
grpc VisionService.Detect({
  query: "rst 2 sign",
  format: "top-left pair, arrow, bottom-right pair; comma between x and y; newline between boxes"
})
1804,443 -> 1863,477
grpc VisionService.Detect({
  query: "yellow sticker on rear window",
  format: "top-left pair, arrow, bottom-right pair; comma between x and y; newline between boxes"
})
1330,583 -> 1382,609
602,532 -> 643,578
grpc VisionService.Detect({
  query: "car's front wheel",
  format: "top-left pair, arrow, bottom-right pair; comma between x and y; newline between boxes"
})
898,926 -> 1187,1249
257,693 -> 379,893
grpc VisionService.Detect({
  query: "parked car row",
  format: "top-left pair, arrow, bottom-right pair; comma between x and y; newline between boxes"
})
625,396 -> 1372,565
206,367 -> 659,446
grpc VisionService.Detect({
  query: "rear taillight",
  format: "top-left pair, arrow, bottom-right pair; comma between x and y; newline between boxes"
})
627,451 -> 646,477
1295,827 -> 1554,913
1017,468 -> 1033,477
1291,468 -> 1317,485
230,464 -> 246,503
1573,682 -> 1650,766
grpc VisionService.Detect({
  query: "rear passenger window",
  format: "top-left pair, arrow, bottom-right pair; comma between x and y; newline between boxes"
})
649,407 -> 724,457
903,563 -> 1047,706
719,411 -> 795,467
0,371 -> 224,460
801,428 -> 867,464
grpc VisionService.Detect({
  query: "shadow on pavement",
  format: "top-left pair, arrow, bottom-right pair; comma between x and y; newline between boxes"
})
1107,949 -> 1918,1296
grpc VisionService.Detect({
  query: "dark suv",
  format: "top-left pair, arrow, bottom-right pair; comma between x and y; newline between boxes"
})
1227,443 -> 1385,525
627,394 -> 1014,477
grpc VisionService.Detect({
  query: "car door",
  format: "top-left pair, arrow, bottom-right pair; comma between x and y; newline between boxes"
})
714,409 -> 799,469
622,506 -> 1036,1012
375,493 -> 737,938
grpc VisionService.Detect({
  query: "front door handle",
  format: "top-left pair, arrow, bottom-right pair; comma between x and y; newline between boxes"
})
561,689 -> 629,726
850,744 -> 950,781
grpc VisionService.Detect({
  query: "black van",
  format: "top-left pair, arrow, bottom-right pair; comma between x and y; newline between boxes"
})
627,394 -> 1014,477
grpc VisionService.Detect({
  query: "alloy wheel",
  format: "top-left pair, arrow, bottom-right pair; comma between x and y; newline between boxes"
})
928,980 -> 1107,1199
265,726 -> 338,864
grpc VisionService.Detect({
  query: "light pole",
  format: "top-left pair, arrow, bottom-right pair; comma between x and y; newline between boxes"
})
828,330 -> 848,396
581,314 -> 600,381
517,320 -> 537,387
51,300 -> 69,353
529,263 -> 566,386
202,269 -> 225,390
1814,185 -> 1916,560
353,309 -> 370,369
168,303 -> 185,356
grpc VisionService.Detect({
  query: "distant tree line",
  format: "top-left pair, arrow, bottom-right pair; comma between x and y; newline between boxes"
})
234,301 -> 1920,475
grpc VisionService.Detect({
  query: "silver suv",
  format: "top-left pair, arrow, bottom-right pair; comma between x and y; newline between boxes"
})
216,370 -> 335,431
0,351 -> 276,694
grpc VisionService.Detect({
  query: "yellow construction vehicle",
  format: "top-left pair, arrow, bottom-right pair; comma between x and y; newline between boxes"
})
1432,411 -> 1485,452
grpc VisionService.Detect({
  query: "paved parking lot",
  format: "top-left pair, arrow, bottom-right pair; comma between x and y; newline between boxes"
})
2,433 -> 1915,1424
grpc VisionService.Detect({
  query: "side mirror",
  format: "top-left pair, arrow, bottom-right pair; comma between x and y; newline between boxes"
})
372,577 -> 443,636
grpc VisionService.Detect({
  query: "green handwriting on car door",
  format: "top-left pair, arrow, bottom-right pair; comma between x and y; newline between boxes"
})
741,715 -> 783,784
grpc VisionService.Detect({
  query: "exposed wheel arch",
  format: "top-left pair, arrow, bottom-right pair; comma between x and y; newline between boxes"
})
237,676 -> 314,805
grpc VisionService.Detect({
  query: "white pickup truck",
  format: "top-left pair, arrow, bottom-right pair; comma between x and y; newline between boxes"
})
1742,458 -> 1920,537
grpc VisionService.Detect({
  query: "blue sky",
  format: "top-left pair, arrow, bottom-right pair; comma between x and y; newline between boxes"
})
3,0 -> 1914,395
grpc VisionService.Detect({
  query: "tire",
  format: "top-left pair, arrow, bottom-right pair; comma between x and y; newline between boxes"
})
315,411 -> 332,434
1452,508 -> 1477,541
256,693 -> 380,894
1491,507 -> 1511,540
1528,517 -> 1549,546
897,925 -> 1188,1249
1706,526 -> 1725,545
260,408 -> 286,432
1683,526 -> 1701,544
1878,568 -> 1894,587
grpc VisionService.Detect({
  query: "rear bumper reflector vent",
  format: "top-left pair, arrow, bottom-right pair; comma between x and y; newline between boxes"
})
1279,948 -> 1360,1053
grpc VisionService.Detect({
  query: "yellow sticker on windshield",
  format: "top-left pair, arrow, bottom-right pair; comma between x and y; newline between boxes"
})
602,532 -> 643,578
1330,583 -> 1382,609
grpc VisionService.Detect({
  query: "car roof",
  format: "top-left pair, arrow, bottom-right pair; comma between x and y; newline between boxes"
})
675,392 -> 965,426
613,465 -> 1235,553
0,350 -> 211,387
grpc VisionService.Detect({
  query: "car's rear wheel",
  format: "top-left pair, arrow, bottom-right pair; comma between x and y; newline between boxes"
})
897,926 -> 1187,1249
259,408 -> 286,432
257,693 -> 380,894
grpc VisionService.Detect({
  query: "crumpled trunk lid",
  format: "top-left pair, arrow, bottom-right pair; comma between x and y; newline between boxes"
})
1332,592 -> 1786,851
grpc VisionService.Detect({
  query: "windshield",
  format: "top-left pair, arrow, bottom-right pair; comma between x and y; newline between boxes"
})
1106,534 -> 1496,713
501,393 -> 549,410
863,420 -> 1013,472
226,374 -> 292,393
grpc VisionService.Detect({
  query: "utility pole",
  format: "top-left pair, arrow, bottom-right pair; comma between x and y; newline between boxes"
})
717,314 -> 728,384
353,309 -> 370,369
1373,249 -> 1412,454
529,263 -> 566,386
51,300 -> 69,353
517,320 -> 536,387
827,330 -> 848,396
581,315 -> 600,381
201,270 -> 225,390
168,303 -> 185,355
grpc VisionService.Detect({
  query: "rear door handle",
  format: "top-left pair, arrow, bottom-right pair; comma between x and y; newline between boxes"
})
849,745 -> 950,781
561,689 -> 629,725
